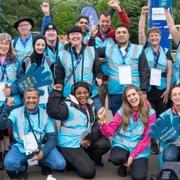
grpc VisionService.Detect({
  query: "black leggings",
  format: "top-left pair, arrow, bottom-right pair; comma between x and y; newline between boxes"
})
59,136 -> 110,179
110,146 -> 148,180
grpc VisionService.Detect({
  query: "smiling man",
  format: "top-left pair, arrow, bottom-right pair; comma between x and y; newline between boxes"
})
0,87 -> 66,179
101,25 -> 149,115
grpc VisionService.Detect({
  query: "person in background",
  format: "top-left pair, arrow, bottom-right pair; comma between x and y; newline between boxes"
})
98,85 -> 156,180
138,6 -> 173,154
47,81 -> 110,179
164,8 -> 180,85
21,34 -> 54,109
0,33 -> 22,169
43,23 -> 64,64
90,0 -> 131,107
55,26 -> 103,112
99,25 -> 149,115
12,2 -> 51,63
41,2 -> 64,64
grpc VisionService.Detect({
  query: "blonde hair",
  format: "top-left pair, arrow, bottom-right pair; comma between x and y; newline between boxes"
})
0,33 -> 16,60
120,85 -> 149,130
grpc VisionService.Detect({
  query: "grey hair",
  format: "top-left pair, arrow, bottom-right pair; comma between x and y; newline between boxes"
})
0,33 -> 16,59
23,87 -> 40,96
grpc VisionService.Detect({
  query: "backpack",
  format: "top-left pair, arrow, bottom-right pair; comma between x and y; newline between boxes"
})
157,162 -> 180,180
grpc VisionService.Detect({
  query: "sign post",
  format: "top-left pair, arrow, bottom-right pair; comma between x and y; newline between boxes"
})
148,0 -> 172,49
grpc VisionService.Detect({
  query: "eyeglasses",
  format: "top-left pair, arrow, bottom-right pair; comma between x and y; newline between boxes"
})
18,23 -> 30,27
0,40 -> 10,46
79,21 -> 88,25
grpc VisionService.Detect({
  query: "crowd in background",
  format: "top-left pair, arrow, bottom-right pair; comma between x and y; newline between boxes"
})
0,0 -> 179,180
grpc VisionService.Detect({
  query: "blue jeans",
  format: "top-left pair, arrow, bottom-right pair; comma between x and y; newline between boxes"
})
92,95 -> 102,113
109,94 -> 123,115
163,144 -> 180,162
4,146 -> 66,172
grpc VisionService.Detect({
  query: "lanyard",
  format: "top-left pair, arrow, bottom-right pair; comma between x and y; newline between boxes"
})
153,49 -> 160,68
24,108 -> 41,150
70,47 -> 85,84
46,42 -> 59,63
40,56 -> 45,66
0,61 -> 9,81
118,42 -> 131,65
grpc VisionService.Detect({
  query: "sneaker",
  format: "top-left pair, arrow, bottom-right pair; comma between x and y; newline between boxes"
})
41,166 -> 52,176
46,175 -> 56,180
117,165 -> 127,177
151,142 -> 159,154
94,157 -> 104,167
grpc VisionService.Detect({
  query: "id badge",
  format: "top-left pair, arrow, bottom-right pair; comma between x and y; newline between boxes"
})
23,132 -> 38,155
118,66 -> 132,84
150,68 -> 161,86
0,82 -> 6,101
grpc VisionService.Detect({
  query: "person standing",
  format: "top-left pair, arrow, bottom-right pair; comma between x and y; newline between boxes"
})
12,2 -> 52,62
21,34 -> 54,108
101,25 -> 149,115
55,26 -> 103,112
139,6 -> 173,154
164,8 -> 180,85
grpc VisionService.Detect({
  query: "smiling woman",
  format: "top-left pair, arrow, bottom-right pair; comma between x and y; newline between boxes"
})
0,33 -> 22,169
98,85 -> 156,180
47,81 -> 110,179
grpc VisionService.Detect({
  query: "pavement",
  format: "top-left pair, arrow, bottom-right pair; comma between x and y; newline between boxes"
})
0,109 -> 160,180
0,153 -> 160,180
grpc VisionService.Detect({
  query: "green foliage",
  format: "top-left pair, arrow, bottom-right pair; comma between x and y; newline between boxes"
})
1,0 -> 180,44
1,0 -> 43,36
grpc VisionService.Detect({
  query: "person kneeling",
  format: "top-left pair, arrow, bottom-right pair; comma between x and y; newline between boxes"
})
47,81 -> 110,179
0,87 -> 66,179
98,85 -> 156,180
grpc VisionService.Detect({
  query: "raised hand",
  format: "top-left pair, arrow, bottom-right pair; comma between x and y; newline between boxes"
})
108,0 -> 121,12
96,78 -> 103,87
97,107 -> 106,124
91,25 -> 98,37
40,2 -> 50,16
6,97 -> 15,107
141,6 -> 149,15
4,84 -> 11,96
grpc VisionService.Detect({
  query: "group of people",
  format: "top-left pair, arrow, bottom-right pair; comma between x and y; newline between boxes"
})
0,0 -> 179,180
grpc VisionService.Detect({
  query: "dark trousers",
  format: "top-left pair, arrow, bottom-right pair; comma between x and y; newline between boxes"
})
147,87 -> 167,117
59,136 -> 110,179
109,94 -> 123,115
110,146 -> 148,180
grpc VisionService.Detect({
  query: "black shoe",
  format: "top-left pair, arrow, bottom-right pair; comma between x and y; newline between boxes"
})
94,157 -> 104,167
151,142 -> 159,154
150,173 -> 158,180
7,170 -> 27,180
117,165 -> 127,177
41,166 -> 52,176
